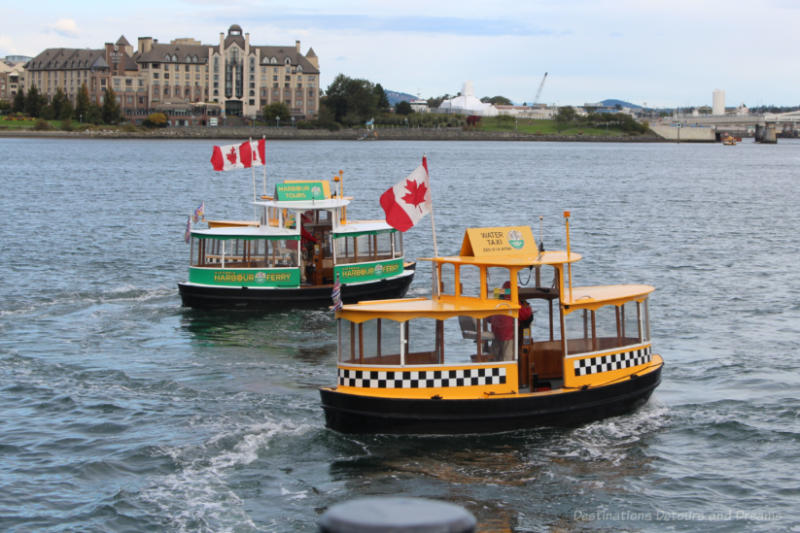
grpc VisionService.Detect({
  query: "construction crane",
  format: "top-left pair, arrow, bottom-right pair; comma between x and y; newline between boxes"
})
533,72 -> 548,105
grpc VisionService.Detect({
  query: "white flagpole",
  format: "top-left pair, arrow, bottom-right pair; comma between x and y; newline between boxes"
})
425,155 -> 440,298
249,137 -> 257,219
261,135 -> 267,197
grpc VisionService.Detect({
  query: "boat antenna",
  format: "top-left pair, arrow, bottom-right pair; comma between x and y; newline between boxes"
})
335,170 -> 346,224
538,215 -> 545,252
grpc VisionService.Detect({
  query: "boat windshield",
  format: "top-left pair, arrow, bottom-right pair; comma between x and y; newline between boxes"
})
337,314 -> 518,366
191,237 -> 300,268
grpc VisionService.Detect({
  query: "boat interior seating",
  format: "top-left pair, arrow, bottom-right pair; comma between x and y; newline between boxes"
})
458,316 -> 494,342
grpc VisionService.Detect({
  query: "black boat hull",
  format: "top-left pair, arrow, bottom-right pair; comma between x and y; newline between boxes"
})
178,270 -> 414,309
320,364 -> 661,434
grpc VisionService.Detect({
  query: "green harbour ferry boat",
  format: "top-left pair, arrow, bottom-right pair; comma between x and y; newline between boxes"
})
179,174 -> 415,308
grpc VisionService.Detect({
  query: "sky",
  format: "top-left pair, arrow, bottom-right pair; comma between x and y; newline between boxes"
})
3,0 -> 800,108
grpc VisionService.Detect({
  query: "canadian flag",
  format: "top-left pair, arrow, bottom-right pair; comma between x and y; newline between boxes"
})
240,138 -> 266,168
210,139 -> 266,171
380,156 -> 432,232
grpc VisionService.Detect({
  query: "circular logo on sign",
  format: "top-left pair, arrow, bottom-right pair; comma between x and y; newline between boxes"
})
374,264 -> 383,275
312,186 -> 322,198
255,272 -> 267,284
508,229 -> 524,249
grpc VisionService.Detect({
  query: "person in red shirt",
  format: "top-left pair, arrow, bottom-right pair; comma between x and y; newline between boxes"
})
489,281 -> 532,361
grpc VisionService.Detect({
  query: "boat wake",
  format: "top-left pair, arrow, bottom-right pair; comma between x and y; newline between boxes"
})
135,416 -> 314,532
0,285 -> 176,319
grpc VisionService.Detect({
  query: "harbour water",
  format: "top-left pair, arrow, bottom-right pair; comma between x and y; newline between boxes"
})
1,138 -> 798,532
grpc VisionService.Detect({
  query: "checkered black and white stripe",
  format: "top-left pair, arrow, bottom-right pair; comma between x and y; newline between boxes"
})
573,346 -> 652,376
338,367 -> 506,389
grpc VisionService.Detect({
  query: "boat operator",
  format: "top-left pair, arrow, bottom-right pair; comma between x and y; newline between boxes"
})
489,281 -> 532,361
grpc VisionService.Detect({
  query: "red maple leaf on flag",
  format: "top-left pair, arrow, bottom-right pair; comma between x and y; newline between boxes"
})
226,147 -> 238,165
401,178 -> 428,209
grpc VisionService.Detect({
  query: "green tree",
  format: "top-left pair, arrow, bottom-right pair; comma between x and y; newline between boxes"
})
374,83 -> 390,112
51,88 -> 73,120
394,100 -> 413,115
481,95 -> 512,106
75,83 -> 90,122
554,106 -> 577,131
0,100 -> 10,114
427,94 -> 450,109
101,88 -> 121,124
323,74 -> 378,125
25,85 -> 43,117
86,103 -> 102,124
262,102 -> 290,124
12,90 -> 25,113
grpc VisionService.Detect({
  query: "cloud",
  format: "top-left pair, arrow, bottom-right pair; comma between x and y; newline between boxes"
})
210,12 -> 555,37
46,19 -> 80,38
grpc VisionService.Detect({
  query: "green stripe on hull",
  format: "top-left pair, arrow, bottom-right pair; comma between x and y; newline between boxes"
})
334,258 -> 403,283
189,267 -> 301,287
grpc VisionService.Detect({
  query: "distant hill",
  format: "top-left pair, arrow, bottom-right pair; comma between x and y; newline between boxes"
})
599,99 -> 642,110
385,90 -> 417,107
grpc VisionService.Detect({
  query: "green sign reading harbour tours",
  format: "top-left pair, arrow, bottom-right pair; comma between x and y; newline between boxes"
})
275,182 -> 326,201
334,259 -> 403,283
189,267 -> 300,287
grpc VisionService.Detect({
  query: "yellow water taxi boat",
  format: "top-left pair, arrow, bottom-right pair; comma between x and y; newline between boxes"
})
320,213 -> 663,434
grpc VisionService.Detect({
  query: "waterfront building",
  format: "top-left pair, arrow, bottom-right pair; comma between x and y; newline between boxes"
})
23,46 -> 116,113
0,58 -> 27,102
19,24 -> 319,124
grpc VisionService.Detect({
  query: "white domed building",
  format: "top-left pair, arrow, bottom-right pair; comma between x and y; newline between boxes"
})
437,81 -> 498,116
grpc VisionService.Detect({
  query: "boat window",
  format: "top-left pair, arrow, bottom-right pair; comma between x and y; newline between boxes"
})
393,231 -> 403,258
334,232 -> 394,264
458,264 -> 481,298
641,299 -> 651,341
487,267 -> 512,299
190,238 -> 299,268
406,319 -> 443,365
563,301 -> 649,356
439,263 -> 455,295
338,316 -> 512,367
339,318 -> 402,365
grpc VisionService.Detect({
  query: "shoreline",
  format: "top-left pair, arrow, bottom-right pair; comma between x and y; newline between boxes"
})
0,126 -> 671,142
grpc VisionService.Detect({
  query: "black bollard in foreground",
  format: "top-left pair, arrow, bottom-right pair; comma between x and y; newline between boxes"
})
319,496 -> 476,533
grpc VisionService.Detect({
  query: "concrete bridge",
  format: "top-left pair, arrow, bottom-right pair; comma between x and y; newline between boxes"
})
666,111 -> 800,136
649,110 -> 800,143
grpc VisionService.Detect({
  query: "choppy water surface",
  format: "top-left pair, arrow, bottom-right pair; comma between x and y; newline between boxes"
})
1,138 -> 799,532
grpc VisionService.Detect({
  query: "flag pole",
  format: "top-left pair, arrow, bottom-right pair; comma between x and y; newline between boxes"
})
423,155 -> 440,298
261,135 -> 267,198
249,137 -> 257,219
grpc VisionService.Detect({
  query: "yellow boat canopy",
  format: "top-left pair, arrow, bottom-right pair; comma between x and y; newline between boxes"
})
563,284 -> 655,312
336,297 -> 519,324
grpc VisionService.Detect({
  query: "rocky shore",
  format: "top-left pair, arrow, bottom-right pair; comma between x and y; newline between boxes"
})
0,126 -> 667,142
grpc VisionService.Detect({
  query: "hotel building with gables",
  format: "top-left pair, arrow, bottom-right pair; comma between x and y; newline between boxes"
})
20,24 -> 320,125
